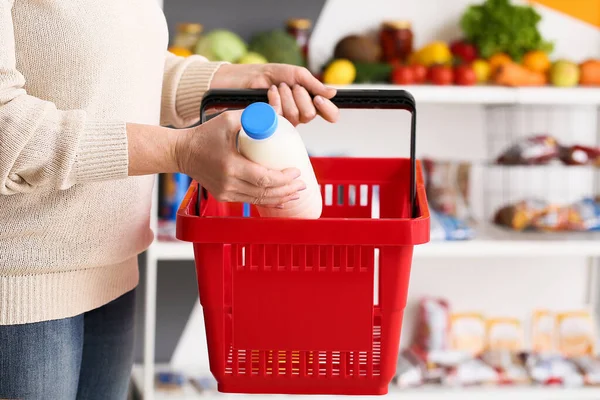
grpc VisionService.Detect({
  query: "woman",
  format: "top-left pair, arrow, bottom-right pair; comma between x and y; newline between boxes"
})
0,2 -> 338,399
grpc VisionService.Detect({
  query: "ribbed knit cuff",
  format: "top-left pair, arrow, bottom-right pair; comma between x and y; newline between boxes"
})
74,121 -> 129,183
162,57 -> 226,128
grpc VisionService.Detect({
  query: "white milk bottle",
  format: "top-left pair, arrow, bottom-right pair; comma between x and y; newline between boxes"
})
238,102 -> 322,219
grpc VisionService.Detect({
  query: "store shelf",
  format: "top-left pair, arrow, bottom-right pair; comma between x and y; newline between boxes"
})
131,365 -> 599,400
333,84 -> 600,105
152,225 -> 600,261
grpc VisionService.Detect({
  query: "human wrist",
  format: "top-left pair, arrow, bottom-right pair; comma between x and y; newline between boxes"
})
173,127 -> 193,175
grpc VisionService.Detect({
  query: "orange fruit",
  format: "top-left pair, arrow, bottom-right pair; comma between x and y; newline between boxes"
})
488,53 -> 512,74
168,47 -> 193,57
523,50 -> 551,74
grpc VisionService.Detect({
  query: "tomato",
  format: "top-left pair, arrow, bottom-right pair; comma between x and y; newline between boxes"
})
427,65 -> 453,85
454,64 -> 477,86
411,64 -> 427,84
391,65 -> 415,85
450,40 -> 478,63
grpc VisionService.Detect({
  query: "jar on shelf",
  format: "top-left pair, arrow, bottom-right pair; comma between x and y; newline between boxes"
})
171,23 -> 203,53
286,18 -> 312,64
379,20 -> 413,63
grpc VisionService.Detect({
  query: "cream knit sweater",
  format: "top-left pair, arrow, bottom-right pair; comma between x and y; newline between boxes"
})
0,0 -> 223,325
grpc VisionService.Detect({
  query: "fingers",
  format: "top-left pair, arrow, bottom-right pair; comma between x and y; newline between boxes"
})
278,83 -> 300,126
293,67 -> 337,99
236,157 -> 301,187
236,178 -> 306,204
292,85 -> 317,124
267,85 -> 282,115
314,95 -> 340,123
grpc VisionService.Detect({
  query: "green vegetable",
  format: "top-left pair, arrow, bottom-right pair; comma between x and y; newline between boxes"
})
460,0 -> 553,61
195,30 -> 247,62
249,30 -> 304,66
353,62 -> 393,83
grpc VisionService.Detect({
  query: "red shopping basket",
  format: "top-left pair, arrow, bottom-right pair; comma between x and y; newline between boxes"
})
177,89 -> 429,395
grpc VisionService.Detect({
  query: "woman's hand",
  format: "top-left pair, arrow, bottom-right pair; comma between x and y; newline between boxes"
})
211,64 -> 339,125
175,110 -> 305,206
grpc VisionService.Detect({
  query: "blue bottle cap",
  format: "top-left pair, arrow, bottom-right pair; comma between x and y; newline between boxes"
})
241,102 -> 278,140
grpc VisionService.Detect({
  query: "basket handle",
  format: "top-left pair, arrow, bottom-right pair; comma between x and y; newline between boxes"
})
197,89 -> 418,218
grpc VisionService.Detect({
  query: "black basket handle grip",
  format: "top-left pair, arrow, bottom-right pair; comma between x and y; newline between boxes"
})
197,88 -> 418,218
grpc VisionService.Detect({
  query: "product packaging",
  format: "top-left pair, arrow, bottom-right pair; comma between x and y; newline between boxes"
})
423,159 -> 472,220
430,210 -> 475,241
413,298 -> 451,354
494,199 -> 548,231
394,348 -> 426,388
556,311 -> 596,358
571,356 -> 600,386
531,310 -> 556,354
450,313 -> 487,358
496,135 -> 559,165
559,145 -> 600,166
155,371 -> 186,391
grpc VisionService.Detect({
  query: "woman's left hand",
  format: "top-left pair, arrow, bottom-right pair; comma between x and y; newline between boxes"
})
210,63 -> 339,125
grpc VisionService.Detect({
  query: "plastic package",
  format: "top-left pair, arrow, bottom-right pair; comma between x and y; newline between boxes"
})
559,145 -> 600,166
532,310 -> 556,354
450,313 -> 486,357
571,356 -> 600,386
486,318 -> 524,352
430,210 -> 475,241
394,349 -> 425,388
155,371 -> 186,391
494,199 -> 548,231
568,198 -> 600,231
413,298 -> 451,353
557,311 -> 596,358
444,358 -> 499,386
496,135 -> 559,165
526,354 -> 584,386
238,102 -> 322,219
482,351 -> 530,384
423,159 -> 472,220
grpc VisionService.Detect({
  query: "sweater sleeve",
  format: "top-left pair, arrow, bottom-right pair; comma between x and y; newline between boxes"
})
0,3 -> 128,195
160,51 -> 226,128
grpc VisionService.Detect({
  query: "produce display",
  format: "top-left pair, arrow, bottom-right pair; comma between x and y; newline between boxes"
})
395,297 -> 600,388
321,0 -> 600,87
168,19 -> 308,66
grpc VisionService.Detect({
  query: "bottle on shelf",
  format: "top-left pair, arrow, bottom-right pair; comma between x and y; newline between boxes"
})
286,18 -> 312,65
169,23 -> 203,55
379,20 -> 414,64
238,102 -> 322,219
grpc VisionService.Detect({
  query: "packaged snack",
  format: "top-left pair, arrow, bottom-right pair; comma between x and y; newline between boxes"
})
443,358 -> 499,386
494,199 -> 548,231
496,135 -> 559,165
557,311 -> 596,358
393,348 -> 425,388
482,351 -> 529,384
413,298 -> 451,354
189,376 -> 218,393
531,204 -> 573,232
531,310 -> 556,354
559,145 -> 600,166
486,318 -> 524,352
450,313 -> 486,357
423,159 -> 472,220
430,210 -> 475,241
567,198 -> 600,231
155,371 -> 186,391
527,354 -> 584,386
571,356 -> 600,386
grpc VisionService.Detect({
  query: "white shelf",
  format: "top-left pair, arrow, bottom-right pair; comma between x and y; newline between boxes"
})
333,84 -> 600,105
152,225 -> 600,261
131,365 -> 598,400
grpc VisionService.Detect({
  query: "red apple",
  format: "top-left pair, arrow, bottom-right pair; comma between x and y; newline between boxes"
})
454,64 -> 477,86
428,65 -> 453,85
450,39 -> 478,63
391,65 -> 415,85
411,64 -> 427,84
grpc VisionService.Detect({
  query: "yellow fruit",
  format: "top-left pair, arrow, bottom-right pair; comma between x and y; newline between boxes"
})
488,53 -> 512,75
323,59 -> 356,85
522,50 -> 551,74
413,41 -> 452,67
168,47 -> 193,57
472,59 -> 491,83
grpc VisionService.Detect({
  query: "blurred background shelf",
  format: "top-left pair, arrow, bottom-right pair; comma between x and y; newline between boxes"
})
153,224 -> 600,261
333,85 -> 600,105
130,364 -> 600,400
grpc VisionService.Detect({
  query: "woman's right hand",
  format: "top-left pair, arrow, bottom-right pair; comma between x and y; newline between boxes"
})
175,110 -> 306,206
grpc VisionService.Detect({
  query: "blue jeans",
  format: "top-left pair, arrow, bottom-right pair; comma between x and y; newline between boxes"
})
0,289 -> 136,400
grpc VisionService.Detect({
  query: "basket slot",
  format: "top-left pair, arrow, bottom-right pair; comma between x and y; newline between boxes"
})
336,185 -> 344,205
348,185 -> 357,206
324,184 -> 333,206
360,184 -> 369,206
374,248 -> 380,306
